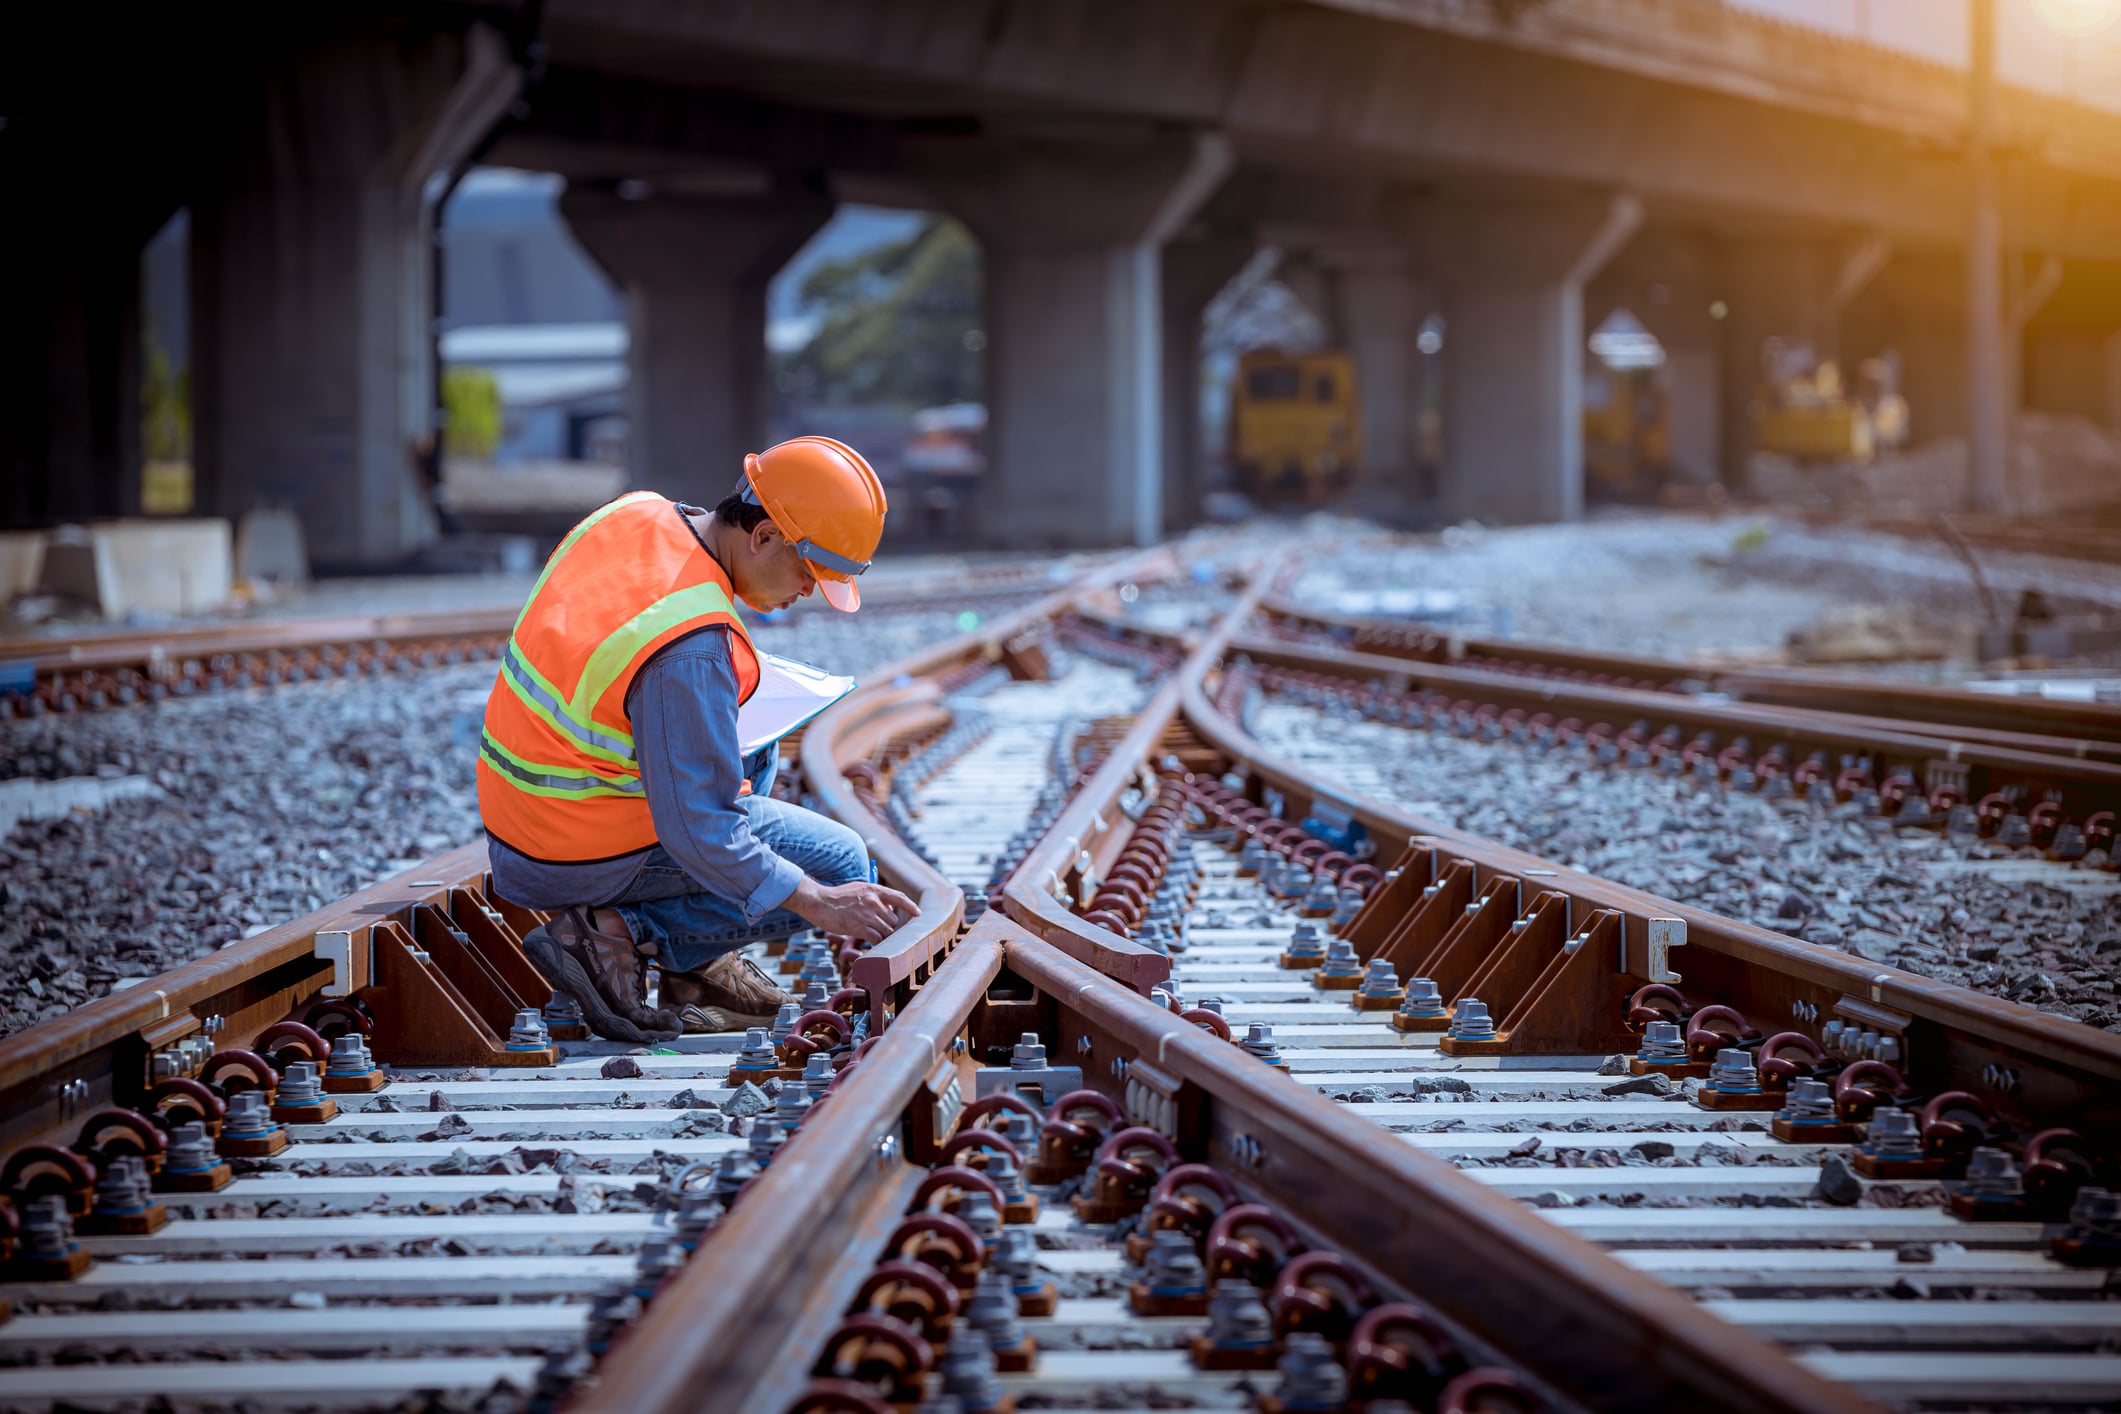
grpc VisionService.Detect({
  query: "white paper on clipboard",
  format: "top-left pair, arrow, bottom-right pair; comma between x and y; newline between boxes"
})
737,651 -> 857,756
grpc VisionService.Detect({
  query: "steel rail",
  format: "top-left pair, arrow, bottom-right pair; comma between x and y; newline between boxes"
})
1262,598 -> 2121,745
1180,645 -> 2121,1128
1230,633 -> 2121,816
803,544 -> 1188,1020
572,921 -> 1007,1414
0,842 -> 492,1152
995,927 -> 1872,1414
996,560 -> 1278,992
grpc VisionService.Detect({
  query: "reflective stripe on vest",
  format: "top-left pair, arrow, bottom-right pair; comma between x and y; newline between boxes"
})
476,492 -> 761,863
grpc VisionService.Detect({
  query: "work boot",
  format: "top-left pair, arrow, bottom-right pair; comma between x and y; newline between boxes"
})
659,951 -> 797,1033
522,908 -> 679,1044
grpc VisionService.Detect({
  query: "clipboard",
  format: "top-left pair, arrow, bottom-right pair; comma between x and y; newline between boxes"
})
738,651 -> 857,755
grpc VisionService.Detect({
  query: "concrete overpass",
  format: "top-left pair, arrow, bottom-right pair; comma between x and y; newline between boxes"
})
7,0 -> 2121,562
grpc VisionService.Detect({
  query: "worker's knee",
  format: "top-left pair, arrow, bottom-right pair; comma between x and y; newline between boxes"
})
747,797 -> 874,886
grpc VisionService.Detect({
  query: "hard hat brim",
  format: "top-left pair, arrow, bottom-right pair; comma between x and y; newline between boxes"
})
817,575 -> 860,613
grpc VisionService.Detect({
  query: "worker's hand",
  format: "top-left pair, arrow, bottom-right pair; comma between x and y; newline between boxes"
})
788,877 -> 920,944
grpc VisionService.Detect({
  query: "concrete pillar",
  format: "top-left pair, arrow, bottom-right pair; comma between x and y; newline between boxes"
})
1331,260 -> 1423,507
191,26 -> 519,568
1160,235 -> 1253,532
933,133 -> 1232,548
1408,194 -> 1641,524
563,183 -> 832,505
1632,296 -> 1722,485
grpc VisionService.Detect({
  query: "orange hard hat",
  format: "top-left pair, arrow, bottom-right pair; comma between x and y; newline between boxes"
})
740,436 -> 887,612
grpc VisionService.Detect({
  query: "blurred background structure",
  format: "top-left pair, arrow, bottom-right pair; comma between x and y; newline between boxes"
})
6,0 -> 2121,579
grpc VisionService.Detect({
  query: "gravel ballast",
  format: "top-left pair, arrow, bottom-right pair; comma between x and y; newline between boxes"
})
0,605 -> 1026,1036
1246,698 -> 2120,1029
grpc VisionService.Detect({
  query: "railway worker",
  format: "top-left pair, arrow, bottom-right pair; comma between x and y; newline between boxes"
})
476,437 -> 920,1042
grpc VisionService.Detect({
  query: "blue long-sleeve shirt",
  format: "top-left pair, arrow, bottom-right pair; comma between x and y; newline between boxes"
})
486,626 -> 804,918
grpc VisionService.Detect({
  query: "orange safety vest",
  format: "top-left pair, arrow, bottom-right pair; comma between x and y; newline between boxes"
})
477,491 -> 761,863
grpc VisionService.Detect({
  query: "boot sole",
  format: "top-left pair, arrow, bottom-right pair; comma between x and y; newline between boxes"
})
524,930 -> 677,1046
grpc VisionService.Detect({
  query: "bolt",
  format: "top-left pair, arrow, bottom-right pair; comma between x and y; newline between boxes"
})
221,1090 -> 277,1138
276,1061 -> 324,1108
1960,1146 -> 2024,1199
326,1033 -> 375,1077
93,1155 -> 153,1215
709,1152 -> 760,1204
733,1028 -> 780,1074
164,1121 -> 217,1173
507,1008 -> 551,1051
964,1267 -> 1028,1354
19,1195 -> 77,1262
775,1082 -> 813,1134
1397,977 -> 1446,1019
1275,1331 -> 1349,1407
1707,1047 -> 1760,1094
745,1119 -> 785,1168
1238,1023 -> 1284,1067
1142,1228 -> 1208,1296
1317,938 -> 1363,978
1862,1106 -> 1922,1158
1780,1077 -> 1835,1122
937,1327 -> 1006,1412
1356,957 -> 1401,998
1637,1020 -> 1687,1062
1204,1277 -> 1275,1349
957,1189 -> 1004,1248
1446,999 -> 1496,1041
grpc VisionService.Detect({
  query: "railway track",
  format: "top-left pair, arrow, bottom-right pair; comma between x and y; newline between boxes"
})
1,547 -> 2117,1412
0,560 -> 1076,720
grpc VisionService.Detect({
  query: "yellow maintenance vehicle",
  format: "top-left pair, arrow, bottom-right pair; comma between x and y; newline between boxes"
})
1756,355 -> 1909,462
1228,349 -> 1360,503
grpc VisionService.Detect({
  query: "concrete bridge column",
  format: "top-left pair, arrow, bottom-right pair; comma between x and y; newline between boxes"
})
1160,234 -> 1253,532
562,183 -> 832,505
190,26 -> 519,568
1331,259 -> 1424,514
934,133 -> 1231,547
1409,194 -> 1641,523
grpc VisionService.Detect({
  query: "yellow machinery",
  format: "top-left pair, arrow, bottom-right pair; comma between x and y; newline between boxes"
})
1756,356 -> 1908,463
1582,365 -> 1672,498
1229,349 -> 1360,502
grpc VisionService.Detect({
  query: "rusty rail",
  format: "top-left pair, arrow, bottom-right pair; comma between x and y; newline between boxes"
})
1182,643 -> 2121,1133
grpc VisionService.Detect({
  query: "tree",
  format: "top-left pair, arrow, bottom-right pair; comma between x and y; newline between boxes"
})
775,218 -> 982,408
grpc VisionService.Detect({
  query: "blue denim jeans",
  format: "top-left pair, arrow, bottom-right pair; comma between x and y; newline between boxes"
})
603,752 -> 870,973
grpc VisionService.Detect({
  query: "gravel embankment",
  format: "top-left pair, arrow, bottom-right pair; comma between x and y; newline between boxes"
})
1248,700 -> 2120,1029
0,606 -> 1012,1036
